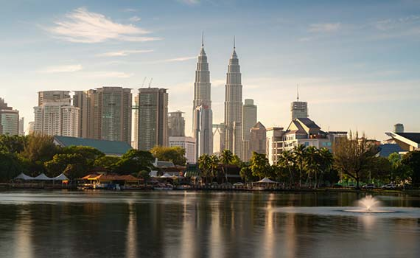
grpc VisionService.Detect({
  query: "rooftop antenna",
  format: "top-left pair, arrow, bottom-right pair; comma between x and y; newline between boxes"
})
141,77 -> 147,88
148,78 -> 153,88
297,84 -> 300,101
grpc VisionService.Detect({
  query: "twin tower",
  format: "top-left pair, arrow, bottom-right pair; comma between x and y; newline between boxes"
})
192,37 -> 243,160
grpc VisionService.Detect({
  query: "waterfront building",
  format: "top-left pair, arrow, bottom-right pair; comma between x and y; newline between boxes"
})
266,127 -> 285,165
137,87 -> 168,151
249,122 -> 266,156
242,99 -> 257,161
73,87 -> 132,144
386,124 -> 420,152
169,136 -> 196,163
192,36 -> 213,157
168,111 -> 185,137
224,40 -> 243,159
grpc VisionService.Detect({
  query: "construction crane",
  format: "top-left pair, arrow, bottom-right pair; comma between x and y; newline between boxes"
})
148,78 -> 153,88
141,77 -> 147,88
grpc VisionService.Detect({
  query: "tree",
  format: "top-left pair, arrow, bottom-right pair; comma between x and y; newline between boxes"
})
19,134 -> 59,174
138,170 -> 150,187
198,154 -> 212,184
115,149 -> 155,175
333,132 -> 378,189
44,153 -> 87,178
209,155 -> 220,181
388,153 -> 411,184
240,165 -> 255,183
249,152 -> 272,179
317,148 -> 334,187
0,151 -> 23,181
0,135 -> 27,153
293,145 -> 307,187
62,146 -> 104,169
150,146 -> 187,166
220,150 -> 233,183
401,151 -> 420,186
94,156 -> 121,173
277,150 -> 296,188
304,146 -> 320,187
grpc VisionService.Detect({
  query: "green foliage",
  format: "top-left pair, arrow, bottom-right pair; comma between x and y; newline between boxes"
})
115,149 -> 155,175
44,153 -> 87,178
402,150 -> 420,186
249,152 -> 272,179
94,156 -> 121,172
0,135 -> 27,153
239,165 -> 255,182
138,170 -> 150,186
150,146 -> 187,166
198,154 -> 219,183
62,146 -> 105,168
333,132 -> 378,189
0,151 -> 23,181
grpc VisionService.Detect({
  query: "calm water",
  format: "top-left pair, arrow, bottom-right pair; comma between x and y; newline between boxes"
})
0,191 -> 420,258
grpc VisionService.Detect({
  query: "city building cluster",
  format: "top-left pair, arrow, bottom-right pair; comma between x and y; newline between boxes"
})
2,38 -> 417,163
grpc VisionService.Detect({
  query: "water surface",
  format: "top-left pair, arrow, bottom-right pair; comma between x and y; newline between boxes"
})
0,191 -> 420,258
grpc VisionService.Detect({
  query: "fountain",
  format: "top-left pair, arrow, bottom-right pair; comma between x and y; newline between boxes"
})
344,195 -> 393,213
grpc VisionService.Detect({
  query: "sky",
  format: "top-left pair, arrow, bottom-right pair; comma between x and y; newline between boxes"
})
0,0 -> 419,140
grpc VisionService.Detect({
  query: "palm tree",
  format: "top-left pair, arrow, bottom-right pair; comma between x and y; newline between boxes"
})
293,145 -> 307,187
220,149 -> 233,182
304,146 -> 320,188
209,155 -> 220,182
278,150 -> 295,188
198,154 -> 211,184
318,147 -> 333,187
249,152 -> 271,179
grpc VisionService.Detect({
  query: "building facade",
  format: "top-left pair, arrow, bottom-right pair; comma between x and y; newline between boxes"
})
168,111 -> 185,137
169,136 -> 196,163
249,122 -> 266,156
224,43 -> 243,159
137,88 -> 168,151
192,39 -> 213,157
291,93 -> 308,120
242,99 -> 257,161
0,98 -> 19,136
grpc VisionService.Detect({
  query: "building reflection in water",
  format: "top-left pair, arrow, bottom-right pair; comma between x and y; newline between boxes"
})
125,201 -> 137,258
14,206 -> 33,258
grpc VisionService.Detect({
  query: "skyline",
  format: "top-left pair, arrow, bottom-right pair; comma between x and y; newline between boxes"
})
1,0 -> 420,140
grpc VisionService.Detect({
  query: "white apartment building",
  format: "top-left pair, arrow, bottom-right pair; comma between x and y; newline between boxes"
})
169,136 -> 197,163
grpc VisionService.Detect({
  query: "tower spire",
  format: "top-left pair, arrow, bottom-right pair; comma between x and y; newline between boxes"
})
201,31 -> 204,47
297,84 -> 300,101
234,35 -> 236,49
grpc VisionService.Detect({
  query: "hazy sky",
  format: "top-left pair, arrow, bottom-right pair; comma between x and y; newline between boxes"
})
1,0 -> 419,140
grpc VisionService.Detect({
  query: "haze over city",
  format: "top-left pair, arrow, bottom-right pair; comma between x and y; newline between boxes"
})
1,0 -> 420,139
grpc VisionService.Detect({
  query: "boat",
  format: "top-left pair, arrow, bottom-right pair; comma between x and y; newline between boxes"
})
154,183 -> 174,190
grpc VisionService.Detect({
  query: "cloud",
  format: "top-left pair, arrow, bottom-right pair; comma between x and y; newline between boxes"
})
129,16 -> 141,22
147,56 -> 196,64
39,64 -> 83,73
178,0 -> 200,5
88,71 -> 133,78
97,49 -> 154,57
374,15 -> 420,31
47,7 -> 161,43
309,23 -> 341,33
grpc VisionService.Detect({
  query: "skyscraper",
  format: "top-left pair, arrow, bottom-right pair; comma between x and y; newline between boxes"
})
137,88 -> 168,151
192,36 -> 213,157
168,111 -> 185,137
242,99 -> 257,161
249,122 -> 266,156
224,39 -> 243,159
291,89 -> 308,120
0,98 -> 19,136
38,91 -> 71,106
74,87 -> 132,144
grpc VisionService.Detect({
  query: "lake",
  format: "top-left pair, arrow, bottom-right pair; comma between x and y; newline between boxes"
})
0,190 -> 420,258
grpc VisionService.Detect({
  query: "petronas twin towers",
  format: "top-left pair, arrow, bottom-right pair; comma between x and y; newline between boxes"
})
192,37 -> 243,159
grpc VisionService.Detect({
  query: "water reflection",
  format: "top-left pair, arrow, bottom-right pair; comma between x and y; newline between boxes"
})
0,191 -> 420,258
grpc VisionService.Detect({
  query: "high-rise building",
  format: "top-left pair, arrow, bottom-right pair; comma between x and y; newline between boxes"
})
34,100 -> 80,137
38,91 -> 71,106
19,117 -> 25,136
192,37 -> 213,158
213,123 -> 225,156
74,87 -> 132,144
224,40 -> 243,159
291,90 -> 308,120
132,95 -> 139,149
242,99 -> 257,161
249,122 -> 266,156
0,98 -> 19,136
137,88 -> 168,151
169,136 -> 196,163
168,111 -> 185,137
266,127 -> 285,165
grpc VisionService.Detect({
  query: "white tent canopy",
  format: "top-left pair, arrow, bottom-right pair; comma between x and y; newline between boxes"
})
33,173 -> 52,181
14,173 -> 35,180
54,174 -> 69,181
255,177 -> 278,184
